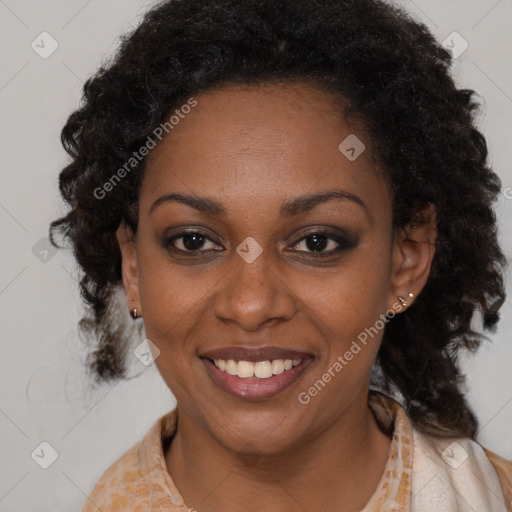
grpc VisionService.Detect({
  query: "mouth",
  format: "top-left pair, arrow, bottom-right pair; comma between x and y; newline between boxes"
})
200,346 -> 314,400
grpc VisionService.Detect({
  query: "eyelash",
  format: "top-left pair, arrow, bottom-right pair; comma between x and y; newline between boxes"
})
164,228 -> 357,258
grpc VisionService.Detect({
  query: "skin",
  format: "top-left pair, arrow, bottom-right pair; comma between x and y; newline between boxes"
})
116,82 -> 437,511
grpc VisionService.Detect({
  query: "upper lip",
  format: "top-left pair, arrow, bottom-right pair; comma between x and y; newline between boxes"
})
200,346 -> 313,362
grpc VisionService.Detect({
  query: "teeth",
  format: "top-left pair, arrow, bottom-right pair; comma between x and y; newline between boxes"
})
272,359 -> 284,375
212,358 -> 303,379
214,359 -> 226,371
225,359 -> 238,375
237,361 -> 254,378
254,361 -> 273,378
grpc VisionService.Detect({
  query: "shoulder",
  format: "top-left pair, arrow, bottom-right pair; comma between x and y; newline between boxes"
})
82,408 -> 184,512
82,440 -> 146,511
485,448 -> 512,511
412,428 -> 512,512
368,391 -> 511,511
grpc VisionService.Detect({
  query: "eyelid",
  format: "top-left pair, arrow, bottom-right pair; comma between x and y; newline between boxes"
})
162,226 -> 357,256
164,229 -> 224,253
286,228 -> 356,255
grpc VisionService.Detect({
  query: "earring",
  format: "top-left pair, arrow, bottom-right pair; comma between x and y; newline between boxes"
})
131,308 -> 138,319
398,292 -> 414,307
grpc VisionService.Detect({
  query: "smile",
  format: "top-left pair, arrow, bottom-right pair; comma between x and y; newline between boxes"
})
200,346 -> 313,400
212,358 -> 302,378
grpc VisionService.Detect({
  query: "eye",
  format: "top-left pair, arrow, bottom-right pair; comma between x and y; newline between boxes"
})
288,230 -> 357,255
165,230 -> 222,253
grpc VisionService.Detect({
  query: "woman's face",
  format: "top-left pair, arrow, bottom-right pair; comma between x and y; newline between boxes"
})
119,82 -> 412,454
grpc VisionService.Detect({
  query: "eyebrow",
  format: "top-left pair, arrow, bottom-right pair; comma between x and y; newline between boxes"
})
149,189 -> 368,219
279,189 -> 367,219
149,193 -> 224,216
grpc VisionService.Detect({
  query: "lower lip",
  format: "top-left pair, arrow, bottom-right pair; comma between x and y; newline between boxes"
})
201,358 -> 313,400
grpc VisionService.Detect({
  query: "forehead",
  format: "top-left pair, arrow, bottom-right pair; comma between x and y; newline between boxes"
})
140,82 -> 390,219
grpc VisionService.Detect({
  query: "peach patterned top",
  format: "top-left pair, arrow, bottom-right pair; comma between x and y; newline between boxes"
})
82,392 -> 512,512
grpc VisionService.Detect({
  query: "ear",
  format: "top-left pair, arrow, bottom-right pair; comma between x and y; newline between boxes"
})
116,220 -> 142,316
387,203 -> 437,310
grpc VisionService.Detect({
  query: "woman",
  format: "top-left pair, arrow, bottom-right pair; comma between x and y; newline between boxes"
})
49,0 -> 512,510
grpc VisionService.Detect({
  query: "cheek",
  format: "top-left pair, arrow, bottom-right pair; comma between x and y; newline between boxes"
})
291,244 -> 392,383
135,242 -> 214,361
293,267 -> 390,410
299,251 -> 391,333
136,253 -> 215,399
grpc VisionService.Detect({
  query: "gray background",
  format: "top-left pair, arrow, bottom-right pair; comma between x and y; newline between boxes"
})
0,0 -> 511,510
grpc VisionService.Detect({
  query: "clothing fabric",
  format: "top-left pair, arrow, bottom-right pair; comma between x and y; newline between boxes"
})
82,392 -> 512,511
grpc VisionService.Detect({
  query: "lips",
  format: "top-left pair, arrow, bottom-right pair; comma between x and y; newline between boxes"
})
200,346 -> 314,400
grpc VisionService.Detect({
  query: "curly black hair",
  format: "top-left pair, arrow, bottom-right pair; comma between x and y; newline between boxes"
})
49,0 -> 507,439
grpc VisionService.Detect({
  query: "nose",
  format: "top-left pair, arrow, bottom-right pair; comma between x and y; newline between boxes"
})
213,248 -> 296,331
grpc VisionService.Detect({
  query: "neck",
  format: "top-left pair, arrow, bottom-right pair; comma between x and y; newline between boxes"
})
166,391 -> 392,512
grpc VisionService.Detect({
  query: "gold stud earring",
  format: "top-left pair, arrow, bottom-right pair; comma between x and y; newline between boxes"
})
398,292 -> 414,307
